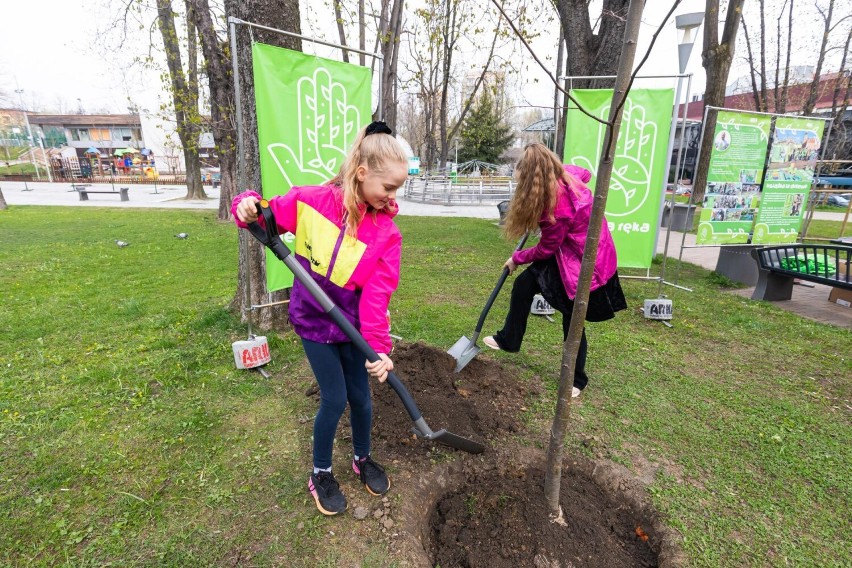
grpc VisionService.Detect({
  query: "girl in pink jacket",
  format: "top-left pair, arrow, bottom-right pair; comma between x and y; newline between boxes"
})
484,143 -> 626,398
233,122 -> 408,516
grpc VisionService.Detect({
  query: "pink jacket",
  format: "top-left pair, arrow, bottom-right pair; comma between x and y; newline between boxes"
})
232,185 -> 401,354
512,165 -> 618,299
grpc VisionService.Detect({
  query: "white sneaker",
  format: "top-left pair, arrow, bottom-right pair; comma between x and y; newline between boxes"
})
483,336 -> 501,350
572,387 -> 581,398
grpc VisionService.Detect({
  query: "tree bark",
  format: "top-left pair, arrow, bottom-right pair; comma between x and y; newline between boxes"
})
543,0 -> 644,521
156,0 -> 206,201
802,0 -> 835,115
190,0 -> 238,220
334,0 -> 350,64
225,0 -> 302,331
691,0 -> 746,203
555,0 -> 629,89
377,0 -> 405,131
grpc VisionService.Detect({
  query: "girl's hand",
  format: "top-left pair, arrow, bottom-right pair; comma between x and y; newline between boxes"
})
365,354 -> 393,383
504,257 -> 518,275
236,196 -> 261,224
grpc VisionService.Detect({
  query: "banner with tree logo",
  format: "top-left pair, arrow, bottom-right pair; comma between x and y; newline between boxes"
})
564,88 -> 675,268
253,43 -> 372,291
695,110 -> 771,245
752,116 -> 826,244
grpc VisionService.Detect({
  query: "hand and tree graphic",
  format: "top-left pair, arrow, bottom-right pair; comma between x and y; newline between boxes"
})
267,67 -> 362,188
573,97 -> 658,218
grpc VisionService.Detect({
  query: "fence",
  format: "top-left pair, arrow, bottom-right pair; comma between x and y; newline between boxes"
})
403,175 -> 515,205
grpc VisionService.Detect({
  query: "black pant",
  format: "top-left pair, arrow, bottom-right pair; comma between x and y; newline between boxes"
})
494,267 -> 589,390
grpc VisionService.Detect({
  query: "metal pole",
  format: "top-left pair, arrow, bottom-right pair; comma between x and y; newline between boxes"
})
38,137 -> 52,183
655,73 -> 685,297
230,18 -> 253,338
672,104 -> 711,289
559,74 -> 689,80
801,117 -> 835,240
228,17 -> 383,61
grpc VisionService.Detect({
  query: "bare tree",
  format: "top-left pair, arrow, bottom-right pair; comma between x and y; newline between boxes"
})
189,0 -> 238,219
156,0 -> 207,200
376,0 -> 405,132
692,0 -> 746,202
555,0 -> 630,86
225,0 -> 302,331
802,0 -> 836,115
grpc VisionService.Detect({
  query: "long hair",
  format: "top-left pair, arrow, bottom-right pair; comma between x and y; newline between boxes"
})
328,127 -> 408,237
503,143 -> 570,239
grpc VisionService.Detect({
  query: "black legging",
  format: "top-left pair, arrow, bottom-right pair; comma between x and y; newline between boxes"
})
493,267 -> 589,390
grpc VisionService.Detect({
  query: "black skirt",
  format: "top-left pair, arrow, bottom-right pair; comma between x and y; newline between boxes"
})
528,256 -> 627,323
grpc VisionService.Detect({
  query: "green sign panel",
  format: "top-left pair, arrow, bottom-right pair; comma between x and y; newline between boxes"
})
752,117 -> 825,244
696,111 -> 771,245
564,88 -> 675,268
252,43 -> 372,291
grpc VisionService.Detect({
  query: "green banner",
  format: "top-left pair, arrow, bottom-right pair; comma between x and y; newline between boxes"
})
564,88 -> 675,268
252,43 -> 372,291
752,117 -> 826,244
696,111 -> 771,245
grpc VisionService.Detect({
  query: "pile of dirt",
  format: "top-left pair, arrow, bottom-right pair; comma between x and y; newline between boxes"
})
369,342 -> 538,461
428,464 -> 660,568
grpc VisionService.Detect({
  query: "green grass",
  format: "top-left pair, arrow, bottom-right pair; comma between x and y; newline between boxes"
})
0,162 -> 37,176
0,146 -> 30,162
1,206 -> 850,567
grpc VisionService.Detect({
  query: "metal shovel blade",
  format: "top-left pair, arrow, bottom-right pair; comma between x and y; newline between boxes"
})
412,418 -> 485,454
447,336 -> 481,372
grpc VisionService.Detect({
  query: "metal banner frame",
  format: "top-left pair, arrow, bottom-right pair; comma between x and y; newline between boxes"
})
670,105 -> 834,289
559,73 -> 693,292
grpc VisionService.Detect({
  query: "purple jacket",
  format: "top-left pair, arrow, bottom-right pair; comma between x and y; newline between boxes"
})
232,185 -> 401,354
512,165 -> 618,299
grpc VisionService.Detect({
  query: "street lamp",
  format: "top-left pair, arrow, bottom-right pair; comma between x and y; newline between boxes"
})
675,13 -> 704,75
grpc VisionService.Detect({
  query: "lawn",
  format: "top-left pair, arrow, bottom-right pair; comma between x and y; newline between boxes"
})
0,206 -> 850,567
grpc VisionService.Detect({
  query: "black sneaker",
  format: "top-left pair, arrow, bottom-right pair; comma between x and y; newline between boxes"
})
308,471 -> 347,516
352,456 -> 390,496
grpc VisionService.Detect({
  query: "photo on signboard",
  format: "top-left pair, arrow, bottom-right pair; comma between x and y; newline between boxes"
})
739,169 -> 758,183
713,130 -> 731,151
784,193 -> 805,217
767,127 -> 820,181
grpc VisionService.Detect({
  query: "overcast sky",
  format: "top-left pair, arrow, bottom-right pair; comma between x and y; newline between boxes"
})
0,0 -> 841,117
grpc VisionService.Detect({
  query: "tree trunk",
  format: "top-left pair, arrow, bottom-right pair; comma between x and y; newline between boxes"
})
543,0 -> 644,521
225,0 -> 302,331
555,0 -> 629,89
377,0 -> 404,131
190,0 -> 238,220
802,0 -> 835,116
156,0 -> 206,201
692,0 -> 746,203
334,0 -> 349,64
777,0 -> 794,113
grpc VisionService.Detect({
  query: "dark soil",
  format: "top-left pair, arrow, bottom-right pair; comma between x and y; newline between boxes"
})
369,342 -> 538,462
429,464 -> 659,568
306,342 -> 671,567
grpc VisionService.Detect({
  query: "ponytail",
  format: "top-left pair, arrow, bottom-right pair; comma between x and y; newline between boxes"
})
329,123 -> 408,237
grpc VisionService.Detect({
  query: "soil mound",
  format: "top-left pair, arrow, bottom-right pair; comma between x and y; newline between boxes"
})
370,342 -> 537,461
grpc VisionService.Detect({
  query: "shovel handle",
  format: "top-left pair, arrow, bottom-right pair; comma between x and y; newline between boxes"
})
471,232 -> 530,337
247,214 -> 424,423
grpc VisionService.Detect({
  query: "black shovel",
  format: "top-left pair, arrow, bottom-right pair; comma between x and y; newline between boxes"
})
245,200 -> 484,454
447,232 -> 529,372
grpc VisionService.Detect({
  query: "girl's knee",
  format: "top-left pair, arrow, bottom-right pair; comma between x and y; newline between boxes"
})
319,393 -> 348,417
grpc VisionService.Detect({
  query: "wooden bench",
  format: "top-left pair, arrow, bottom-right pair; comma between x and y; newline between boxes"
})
77,186 -> 130,202
751,244 -> 852,301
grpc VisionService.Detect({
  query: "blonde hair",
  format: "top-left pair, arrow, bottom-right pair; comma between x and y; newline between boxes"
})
503,143 -> 575,239
329,126 -> 408,237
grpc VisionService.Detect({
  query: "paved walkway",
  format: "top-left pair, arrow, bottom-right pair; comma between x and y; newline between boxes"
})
3,180 -> 849,328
